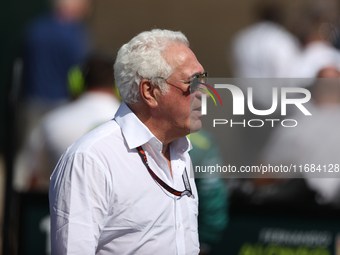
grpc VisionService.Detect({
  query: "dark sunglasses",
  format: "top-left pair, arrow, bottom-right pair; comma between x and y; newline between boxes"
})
152,71 -> 208,93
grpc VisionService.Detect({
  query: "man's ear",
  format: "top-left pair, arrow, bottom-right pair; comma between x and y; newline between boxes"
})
139,79 -> 159,108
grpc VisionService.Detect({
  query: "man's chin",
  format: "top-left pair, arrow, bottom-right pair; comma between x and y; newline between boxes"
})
189,118 -> 202,134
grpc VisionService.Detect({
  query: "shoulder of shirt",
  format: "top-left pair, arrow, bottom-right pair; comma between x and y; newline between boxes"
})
61,119 -> 121,160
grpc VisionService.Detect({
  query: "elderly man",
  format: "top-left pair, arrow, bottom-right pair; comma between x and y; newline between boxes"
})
49,29 -> 206,254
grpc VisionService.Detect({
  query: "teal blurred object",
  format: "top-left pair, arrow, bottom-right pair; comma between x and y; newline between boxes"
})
189,129 -> 228,250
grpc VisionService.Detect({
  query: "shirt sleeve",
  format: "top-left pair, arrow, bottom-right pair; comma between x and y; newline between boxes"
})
49,151 -> 112,254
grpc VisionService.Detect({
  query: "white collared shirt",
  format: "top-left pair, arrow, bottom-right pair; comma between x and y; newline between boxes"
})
49,102 -> 199,255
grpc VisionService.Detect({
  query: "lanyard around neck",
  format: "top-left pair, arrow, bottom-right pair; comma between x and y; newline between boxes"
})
136,146 -> 194,199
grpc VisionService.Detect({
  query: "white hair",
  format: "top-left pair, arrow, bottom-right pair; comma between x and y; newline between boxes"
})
114,29 -> 189,104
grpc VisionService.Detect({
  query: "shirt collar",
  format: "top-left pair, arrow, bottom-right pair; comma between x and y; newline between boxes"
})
114,102 -> 191,155
114,102 -> 155,150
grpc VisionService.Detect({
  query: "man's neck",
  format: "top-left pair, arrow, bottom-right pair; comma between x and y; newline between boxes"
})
162,143 -> 172,178
128,102 -> 176,145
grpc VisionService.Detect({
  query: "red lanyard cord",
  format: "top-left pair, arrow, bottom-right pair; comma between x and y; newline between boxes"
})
136,146 -> 194,199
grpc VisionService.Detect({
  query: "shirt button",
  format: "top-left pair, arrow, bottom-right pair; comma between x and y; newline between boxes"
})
155,141 -> 160,149
161,163 -> 166,168
178,223 -> 181,228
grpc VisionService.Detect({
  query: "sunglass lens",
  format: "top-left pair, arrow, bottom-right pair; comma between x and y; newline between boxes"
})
201,73 -> 207,84
190,77 -> 198,93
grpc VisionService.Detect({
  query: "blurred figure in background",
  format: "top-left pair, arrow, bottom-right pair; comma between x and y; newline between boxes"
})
232,1 -> 300,79
14,0 -> 92,191
21,0 -> 92,138
231,1 -> 300,109
260,66 -> 340,207
288,0 -> 340,78
229,1 -> 301,197
16,53 -> 120,191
